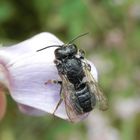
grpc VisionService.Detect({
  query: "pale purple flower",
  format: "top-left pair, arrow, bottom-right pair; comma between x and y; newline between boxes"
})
0,32 -> 98,121
114,97 -> 140,119
86,111 -> 120,140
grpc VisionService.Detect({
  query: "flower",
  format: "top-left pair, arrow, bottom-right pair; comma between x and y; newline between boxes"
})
86,111 -> 120,140
0,32 -> 98,121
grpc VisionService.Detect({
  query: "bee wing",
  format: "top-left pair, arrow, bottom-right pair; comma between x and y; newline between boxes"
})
83,62 -> 108,111
60,75 -> 89,123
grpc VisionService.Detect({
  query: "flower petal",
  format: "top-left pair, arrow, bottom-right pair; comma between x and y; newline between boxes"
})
0,32 -> 98,121
18,104 -> 47,116
0,33 -> 68,119
0,32 -> 63,65
9,51 -> 97,120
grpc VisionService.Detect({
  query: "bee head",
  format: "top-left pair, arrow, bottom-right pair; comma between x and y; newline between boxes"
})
55,44 -> 78,60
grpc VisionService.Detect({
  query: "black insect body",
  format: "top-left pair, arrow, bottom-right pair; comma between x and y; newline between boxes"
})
54,44 -> 83,86
72,83 -> 96,113
37,33 -> 108,122
54,44 -> 96,114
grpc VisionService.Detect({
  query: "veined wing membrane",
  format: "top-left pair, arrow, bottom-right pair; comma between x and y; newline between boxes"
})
83,63 -> 108,111
60,75 -> 89,123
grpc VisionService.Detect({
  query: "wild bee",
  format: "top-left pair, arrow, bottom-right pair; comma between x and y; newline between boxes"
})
37,33 -> 108,122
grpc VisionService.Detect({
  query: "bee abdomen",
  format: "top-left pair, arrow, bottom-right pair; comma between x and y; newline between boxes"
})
73,85 -> 96,113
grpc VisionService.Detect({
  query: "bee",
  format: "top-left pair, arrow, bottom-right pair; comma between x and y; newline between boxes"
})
37,33 -> 108,122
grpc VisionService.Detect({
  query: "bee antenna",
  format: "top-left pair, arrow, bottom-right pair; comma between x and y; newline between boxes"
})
37,32 -> 89,51
67,32 -> 89,44
37,45 -> 61,52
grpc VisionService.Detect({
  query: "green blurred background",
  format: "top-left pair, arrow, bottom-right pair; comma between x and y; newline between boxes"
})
0,0 -> 140,140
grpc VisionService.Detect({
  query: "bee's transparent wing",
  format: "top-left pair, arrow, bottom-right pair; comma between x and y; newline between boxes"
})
60,75 -> 89,123
83,63 -> 108,111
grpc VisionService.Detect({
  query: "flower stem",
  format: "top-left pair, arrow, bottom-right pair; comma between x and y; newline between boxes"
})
0,88 -> 6,120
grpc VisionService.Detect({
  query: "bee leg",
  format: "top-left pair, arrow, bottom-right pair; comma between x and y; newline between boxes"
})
45,80 -> 63,115
78,49 -> 85,59
45,80 -> 62,85
54,59 -> 61,65
81,61 -> 91,71
53,98 -> 63,115
53,83 -> 63,115
87,63 -> 91,71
